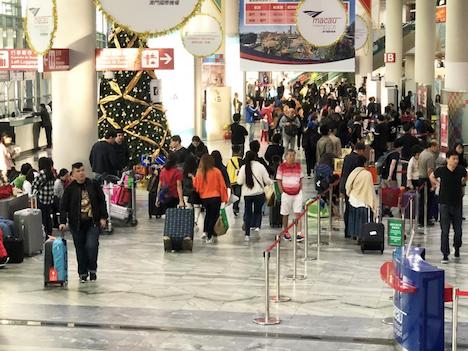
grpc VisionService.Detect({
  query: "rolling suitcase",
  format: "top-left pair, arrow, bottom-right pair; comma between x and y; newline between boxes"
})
14,208 -> 43,256
148,191 -> 164,218
163,208 -> 194,252
269,201 -> 282,228
44,236 -> 68,287
3,236 -> 24,263
361,220 -> 385,254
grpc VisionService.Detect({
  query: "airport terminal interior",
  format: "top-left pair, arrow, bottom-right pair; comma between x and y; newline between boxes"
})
1,0 -> 468,350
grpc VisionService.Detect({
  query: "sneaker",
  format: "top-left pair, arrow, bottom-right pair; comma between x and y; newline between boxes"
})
296,234 -> 304,242
455,249 -> 460,260
163,236 -> 172,252
206,238 -> 214,244
254,227 -> 260,232
283,232 -> 292,241
182,237 -> 193,251
441,256 -> 449,264
201,232 -> 207,240
0,256 -> 9,268
89,272 -> 97,281
79,274 -> 88,283
244,235 -> 250,242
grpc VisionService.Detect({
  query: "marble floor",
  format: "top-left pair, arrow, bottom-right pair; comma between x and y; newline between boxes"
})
1,140 -> 468,350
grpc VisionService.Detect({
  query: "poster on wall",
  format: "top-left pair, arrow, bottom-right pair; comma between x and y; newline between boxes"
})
25,0 -> 57,55
182,14 -> 223,57
239,0 -> 355,72
96,0 -> 202,36
440,104 -> 448,149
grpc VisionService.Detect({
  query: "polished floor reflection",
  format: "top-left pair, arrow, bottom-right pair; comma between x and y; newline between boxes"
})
1,141 -> 468,350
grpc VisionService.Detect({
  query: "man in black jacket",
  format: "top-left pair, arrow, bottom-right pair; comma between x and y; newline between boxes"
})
394,123 -> 420,187
113,129 -> 129,173
89,130 -> 119,179
187,136 -> 208,161
59,162 -> 108,283
339,142 -> 366,238
231,113 -> 248,157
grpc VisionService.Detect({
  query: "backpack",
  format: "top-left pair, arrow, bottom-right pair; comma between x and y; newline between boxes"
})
284,117 -> 298,136
315,163 -> 332,193
227,157 -> 242,186
376,151 -> 394,175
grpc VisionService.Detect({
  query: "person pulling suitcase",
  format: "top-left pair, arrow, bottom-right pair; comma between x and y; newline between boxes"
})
59,162 -> 108,283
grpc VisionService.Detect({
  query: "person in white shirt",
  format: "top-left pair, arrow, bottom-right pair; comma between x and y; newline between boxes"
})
407,145 -> 424,189
237,151 -> 272,241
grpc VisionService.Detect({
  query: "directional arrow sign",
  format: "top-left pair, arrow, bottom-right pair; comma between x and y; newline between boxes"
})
96,48 -> 174,71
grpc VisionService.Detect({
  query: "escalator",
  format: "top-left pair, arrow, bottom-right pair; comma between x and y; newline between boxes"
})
373,22 -> 416,70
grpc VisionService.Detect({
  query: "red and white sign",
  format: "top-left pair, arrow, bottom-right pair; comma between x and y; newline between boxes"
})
385,53 -> 396,63
0,49 -> 69,71
96,48 -> 174,71
43,49 -> 70,71
244,2 -> 297,25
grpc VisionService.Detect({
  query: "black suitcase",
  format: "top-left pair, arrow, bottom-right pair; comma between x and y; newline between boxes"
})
148,192 -> 164,218
360,222 -> 385,254
164,208 -> 194,251
269,201 -> 282,228
3,236 -> 24,263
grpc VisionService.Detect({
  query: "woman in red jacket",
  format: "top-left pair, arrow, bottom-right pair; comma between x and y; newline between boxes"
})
192,154 -> 228,243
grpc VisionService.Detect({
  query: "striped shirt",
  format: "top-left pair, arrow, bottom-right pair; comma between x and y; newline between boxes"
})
276,162 -> 303,195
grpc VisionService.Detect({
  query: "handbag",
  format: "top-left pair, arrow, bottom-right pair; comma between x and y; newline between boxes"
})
214,204 -> 234,236
264,183 -> 275,206
0,184 -> 13,199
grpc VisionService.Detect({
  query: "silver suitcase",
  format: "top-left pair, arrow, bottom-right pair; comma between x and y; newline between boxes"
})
0,194 -> 29,219
14,208 -> 43,256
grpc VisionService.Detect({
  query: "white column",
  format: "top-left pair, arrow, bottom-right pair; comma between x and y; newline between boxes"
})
414,0 -> 435,87
385,0 -> 403,88
445,0 -> 468,91
51,0 -> 97,170
194,58 -> 203,137
225,0 -> 239,36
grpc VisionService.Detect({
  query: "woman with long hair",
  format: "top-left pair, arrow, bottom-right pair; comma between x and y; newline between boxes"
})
156,152 -> 184,213
192,154 -> 228,243
182,155 -> 202,229
32,157 -> 56,238
211,150 -> 230,188
237,151 -> 272,241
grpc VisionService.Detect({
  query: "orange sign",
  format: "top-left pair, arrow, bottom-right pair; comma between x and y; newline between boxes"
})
436,6 -> 446,23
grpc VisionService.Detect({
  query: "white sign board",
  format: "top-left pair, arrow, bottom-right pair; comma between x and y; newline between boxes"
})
25,0 -> 56,55
97,0 -> 202,36
355,15 -> 369,50
182,14 -> 223,57
296,0 -> 347,47
150,79 -> 163,103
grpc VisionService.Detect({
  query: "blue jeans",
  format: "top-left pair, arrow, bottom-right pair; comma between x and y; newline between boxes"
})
71,225 -> 100,276
440,204 -> 462,257
244,193 -> 265,236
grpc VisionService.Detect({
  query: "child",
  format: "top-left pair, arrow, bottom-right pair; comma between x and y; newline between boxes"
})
226,145 -> 244,216
260,117 -> 269,142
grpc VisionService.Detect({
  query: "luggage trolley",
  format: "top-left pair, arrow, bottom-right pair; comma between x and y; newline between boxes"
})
102,171 -> 138,233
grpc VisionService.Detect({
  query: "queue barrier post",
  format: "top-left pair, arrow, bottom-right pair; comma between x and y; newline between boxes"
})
452,287 -> 459,351
271,235 -> 291,303
253,251 -> 280,325
424,184 -> 428,230
317,195 -> 321,261
328,187 -> 333,233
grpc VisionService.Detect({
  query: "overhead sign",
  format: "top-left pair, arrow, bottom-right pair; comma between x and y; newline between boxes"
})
0,49 -> 69,71
182,14 -> 223,57
96,48 -> 174,71
385,52 -> 396,63
296,0 -> 348,47
355,15 -> 369,50
25,0 -> 57,55
96,0 -> 202,36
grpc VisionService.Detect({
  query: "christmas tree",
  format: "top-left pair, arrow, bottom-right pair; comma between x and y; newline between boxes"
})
98,26 -> 171,166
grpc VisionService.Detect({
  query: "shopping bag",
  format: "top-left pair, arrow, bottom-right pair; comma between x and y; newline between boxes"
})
273,181 -> 282,200
307,199 -> 330,218
214,204 -> 234,236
